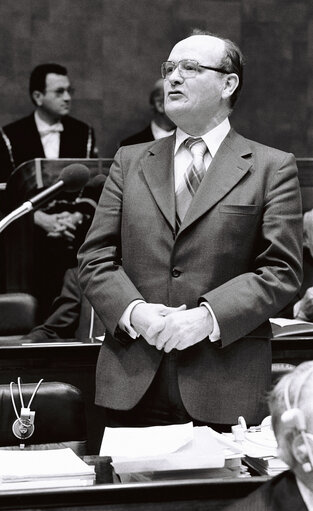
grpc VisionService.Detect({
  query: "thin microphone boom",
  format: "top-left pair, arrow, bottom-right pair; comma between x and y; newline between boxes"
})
0,164 -> 90,233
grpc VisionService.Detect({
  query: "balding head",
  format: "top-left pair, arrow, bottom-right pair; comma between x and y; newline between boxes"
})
269,362 -> 313,483
163,33 -> 241,135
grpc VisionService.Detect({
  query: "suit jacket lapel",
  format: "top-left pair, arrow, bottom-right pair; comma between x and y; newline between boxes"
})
29,114 -> 45,158
142,135 -> 176,231
180,129 -> 253,232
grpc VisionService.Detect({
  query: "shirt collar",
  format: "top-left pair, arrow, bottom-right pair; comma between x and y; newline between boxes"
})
150,120 -> 175,140
174,117 -> 231,156
34,110 -> 64,135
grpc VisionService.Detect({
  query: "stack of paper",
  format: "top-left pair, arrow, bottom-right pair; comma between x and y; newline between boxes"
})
100,422 -> 226,475
220,425 -> 288,477
0,448 -> 95,491
244,455 -> 288,476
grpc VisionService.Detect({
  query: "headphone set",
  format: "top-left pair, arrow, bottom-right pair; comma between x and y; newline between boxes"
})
10,378 -> 43,445
281,367 -> 313,473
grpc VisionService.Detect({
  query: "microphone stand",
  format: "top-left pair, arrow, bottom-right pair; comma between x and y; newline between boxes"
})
0,202 -> 33,233
0,164 -> 90,234
0,180 -> 64,234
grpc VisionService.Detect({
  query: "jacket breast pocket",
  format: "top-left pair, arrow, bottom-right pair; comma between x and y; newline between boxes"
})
219,204 -> 260,215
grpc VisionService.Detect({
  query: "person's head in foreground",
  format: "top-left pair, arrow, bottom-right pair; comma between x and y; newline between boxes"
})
270,360 -> 313,489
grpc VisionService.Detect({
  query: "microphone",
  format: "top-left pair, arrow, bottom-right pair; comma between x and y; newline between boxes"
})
0,164 -> 90,233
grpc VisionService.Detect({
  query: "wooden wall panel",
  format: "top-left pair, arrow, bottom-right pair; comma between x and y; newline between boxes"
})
0,0 -> 311,158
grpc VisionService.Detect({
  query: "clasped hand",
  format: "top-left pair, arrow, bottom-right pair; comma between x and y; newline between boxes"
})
130,302 -> 213,352
35,210 -> 83,242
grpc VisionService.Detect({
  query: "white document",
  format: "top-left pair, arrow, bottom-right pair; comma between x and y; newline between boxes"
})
208,427 -> 244,458
241,429 -> 278,458
221,427 -> 278,458
0,448 -> 95,482
270,317 -> 312,327
101,424 -> 225,474
100,422 -> 194,458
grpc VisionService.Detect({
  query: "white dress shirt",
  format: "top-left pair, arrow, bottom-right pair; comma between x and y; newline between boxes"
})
34,111 -> 63,158
174,117 -> 230,191
150,120 -> 175,140
119,117 -> 231,340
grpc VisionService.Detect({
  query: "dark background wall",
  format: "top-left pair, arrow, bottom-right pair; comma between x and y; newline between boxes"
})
0,0 -> 312,158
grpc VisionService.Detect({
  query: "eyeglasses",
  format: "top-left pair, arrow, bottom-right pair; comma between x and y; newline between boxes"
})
161,59 -> 228,79
44,87 -> 75,97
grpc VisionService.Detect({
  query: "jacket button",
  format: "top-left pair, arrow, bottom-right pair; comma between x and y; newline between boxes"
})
172,268 -> 181,278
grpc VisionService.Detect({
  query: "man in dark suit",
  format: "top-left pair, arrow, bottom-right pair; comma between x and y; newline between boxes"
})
0,63 -> 97,317
225,362 -> 313,510
120,79 -> 175,146
22,267 -> 104,342
78,30 -> 303,429
0,63 -> 96,181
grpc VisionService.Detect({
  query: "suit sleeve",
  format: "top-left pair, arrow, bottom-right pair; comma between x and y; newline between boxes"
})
78,149 -> 144,336
201,153 -> 303,347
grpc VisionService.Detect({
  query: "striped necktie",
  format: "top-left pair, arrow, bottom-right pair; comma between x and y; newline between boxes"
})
175,137 -> 208,230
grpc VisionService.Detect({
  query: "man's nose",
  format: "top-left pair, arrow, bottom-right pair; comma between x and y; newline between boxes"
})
168,66 -> 184,85
63,91 -> 71,100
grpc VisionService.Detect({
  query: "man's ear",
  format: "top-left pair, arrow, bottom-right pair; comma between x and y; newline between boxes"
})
32,90 -> 43,107
154,97 -> 165,114
221,73 -> 239,101
292,433 -> 313,472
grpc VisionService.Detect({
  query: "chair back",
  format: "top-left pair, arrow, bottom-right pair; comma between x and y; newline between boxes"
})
0,293 -> 37,341
0,381 -> 87,455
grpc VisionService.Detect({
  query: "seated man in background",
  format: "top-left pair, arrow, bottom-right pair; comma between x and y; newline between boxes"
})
120,78 -> 175,146
226,361 -> 313,510
22,267 -> 105,342
0,63 -> 97,319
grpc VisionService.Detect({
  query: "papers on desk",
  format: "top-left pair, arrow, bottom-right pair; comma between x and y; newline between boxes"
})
270,317 -> 313,337
244,455 -> 288,476
0,448 -> 95,491
101,422 -> 227,474
220,425 -> 288,476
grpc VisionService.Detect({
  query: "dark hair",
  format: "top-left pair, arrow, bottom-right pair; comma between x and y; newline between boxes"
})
189,29 -> 245,107
29,63 -> 68,98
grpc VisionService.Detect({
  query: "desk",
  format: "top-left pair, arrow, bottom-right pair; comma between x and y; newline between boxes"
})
272,336 -> 313,365
0,455 -> 270,511
0,336 -> 313,453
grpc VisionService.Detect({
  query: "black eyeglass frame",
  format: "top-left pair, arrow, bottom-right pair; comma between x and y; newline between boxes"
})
161,59 -> 229,79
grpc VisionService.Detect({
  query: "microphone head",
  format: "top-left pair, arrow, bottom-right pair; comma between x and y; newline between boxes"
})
58,164 -> 90,192
88,174 -> 106,187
